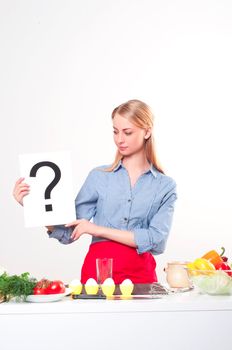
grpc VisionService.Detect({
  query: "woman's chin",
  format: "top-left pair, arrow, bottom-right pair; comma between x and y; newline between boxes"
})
119,150 -> 130,156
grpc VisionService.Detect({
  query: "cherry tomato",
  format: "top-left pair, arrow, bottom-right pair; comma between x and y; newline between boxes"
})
45,280 -> 65,294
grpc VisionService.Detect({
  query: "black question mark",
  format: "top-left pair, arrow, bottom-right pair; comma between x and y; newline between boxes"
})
29,161 -> 61,212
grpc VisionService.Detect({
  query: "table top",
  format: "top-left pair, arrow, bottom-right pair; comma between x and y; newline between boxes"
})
1,290 -> 232,315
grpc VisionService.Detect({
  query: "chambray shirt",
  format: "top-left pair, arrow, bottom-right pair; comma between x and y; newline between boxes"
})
49,161 -> 177,255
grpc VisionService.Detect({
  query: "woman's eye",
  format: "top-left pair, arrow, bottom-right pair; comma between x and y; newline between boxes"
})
113,130 -> 132,135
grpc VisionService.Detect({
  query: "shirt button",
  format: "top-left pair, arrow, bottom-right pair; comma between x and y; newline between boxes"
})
124,218 -> 128,221
128,199 -> 131,202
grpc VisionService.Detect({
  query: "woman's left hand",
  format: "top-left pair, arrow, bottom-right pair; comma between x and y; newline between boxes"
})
65,219 -> 98,241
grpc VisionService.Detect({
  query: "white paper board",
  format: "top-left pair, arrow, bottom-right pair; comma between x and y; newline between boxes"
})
19,151 -> 76,227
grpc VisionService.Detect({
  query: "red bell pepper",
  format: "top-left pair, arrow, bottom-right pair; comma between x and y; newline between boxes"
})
214,261 -> 232,277
219,247 -> 228,262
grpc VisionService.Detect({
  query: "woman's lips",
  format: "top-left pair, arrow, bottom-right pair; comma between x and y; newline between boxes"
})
119,146 -> 128,151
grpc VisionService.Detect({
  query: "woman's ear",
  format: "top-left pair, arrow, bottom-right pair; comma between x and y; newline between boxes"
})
144,128 -> 152,139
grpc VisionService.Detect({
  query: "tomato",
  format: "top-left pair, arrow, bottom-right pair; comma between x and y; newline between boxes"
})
33,287 -> 46,295
33,278 -> 51,295
33,279 -> 65,295
45,280 -> 65,294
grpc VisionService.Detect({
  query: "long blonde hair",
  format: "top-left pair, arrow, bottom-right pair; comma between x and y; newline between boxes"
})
105,99 -> 164,173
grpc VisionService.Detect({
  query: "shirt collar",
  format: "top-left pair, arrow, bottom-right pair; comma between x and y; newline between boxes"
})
113,160 -> 123,172
149,165 -> 158,178
113,160 -> 158,178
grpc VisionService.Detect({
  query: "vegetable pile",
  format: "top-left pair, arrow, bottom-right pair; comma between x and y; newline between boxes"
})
0,270 -> 66,302
187,247 -> 232,295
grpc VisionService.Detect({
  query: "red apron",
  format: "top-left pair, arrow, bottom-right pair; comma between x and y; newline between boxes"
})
81,241 -> 157,284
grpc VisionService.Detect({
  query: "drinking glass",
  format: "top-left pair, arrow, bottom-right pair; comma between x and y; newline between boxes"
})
96,258 -> 113,285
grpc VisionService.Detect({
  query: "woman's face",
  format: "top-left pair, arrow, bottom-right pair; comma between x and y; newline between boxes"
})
113,113 -> 148,157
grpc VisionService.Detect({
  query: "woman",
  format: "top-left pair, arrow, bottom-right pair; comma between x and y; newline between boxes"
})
13,99 -> 177,284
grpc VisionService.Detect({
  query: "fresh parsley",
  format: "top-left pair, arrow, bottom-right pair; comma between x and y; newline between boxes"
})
0,272 -> 37,301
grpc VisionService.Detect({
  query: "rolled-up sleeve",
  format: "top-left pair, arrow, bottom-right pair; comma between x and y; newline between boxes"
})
48,169 -> 99,244
133,179 -> 177,254
48,225 -> 73,244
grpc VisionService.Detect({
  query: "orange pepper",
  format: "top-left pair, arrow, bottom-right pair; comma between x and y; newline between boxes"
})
201,249 -> 223,267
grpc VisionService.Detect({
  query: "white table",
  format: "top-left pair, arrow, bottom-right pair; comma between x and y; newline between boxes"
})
1,291 -> 232,350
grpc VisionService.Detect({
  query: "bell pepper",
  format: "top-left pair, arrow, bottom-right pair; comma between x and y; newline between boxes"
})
187,258 -> 216,277
192,258 -> 215,271
214,261 -> 232,277
219,247 -> 229,262
222,256 -> 228,262
201,247 -> 224,267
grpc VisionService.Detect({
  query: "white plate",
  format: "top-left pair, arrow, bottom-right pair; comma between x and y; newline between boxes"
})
26,288 -> 71,303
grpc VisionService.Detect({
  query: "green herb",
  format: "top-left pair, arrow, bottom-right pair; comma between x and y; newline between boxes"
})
0,272 -> 37,302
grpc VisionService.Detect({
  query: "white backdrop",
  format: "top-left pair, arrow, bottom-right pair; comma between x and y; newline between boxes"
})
1,0 -> 232,284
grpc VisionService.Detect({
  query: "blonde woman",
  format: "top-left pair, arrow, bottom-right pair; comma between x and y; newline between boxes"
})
13,99 -> 177,284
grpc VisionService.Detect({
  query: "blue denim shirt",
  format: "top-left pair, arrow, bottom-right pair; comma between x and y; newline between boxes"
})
49,161 -> 177,255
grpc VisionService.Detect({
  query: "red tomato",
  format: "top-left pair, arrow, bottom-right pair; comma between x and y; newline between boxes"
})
45,280 -> 65,294
33,287 -> 46,295
33,278 -> 51,295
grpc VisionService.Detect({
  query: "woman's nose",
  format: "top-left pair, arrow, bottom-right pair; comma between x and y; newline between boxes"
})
117,133 -> 125,143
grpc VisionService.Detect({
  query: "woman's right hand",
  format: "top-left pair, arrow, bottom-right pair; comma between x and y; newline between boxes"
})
13,177 -> 30,206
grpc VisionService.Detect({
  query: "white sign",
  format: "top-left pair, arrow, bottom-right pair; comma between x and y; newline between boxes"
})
19,151 -> 76,227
